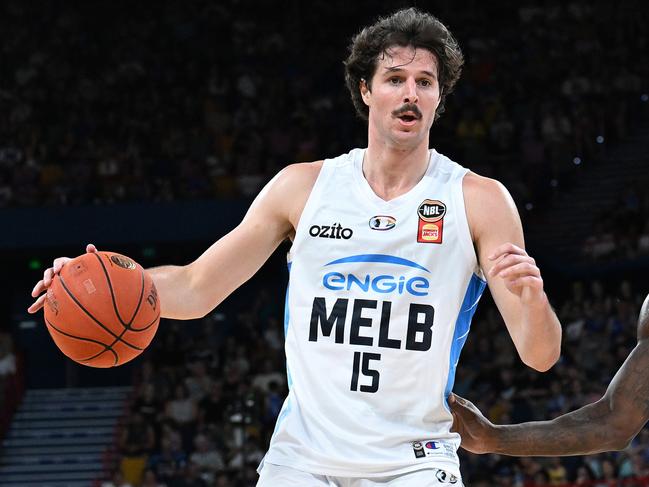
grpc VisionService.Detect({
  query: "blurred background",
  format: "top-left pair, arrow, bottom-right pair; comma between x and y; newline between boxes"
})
1,0 -> 648,485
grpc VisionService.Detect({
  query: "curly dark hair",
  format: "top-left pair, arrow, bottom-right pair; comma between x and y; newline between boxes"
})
344,8 -> 464,121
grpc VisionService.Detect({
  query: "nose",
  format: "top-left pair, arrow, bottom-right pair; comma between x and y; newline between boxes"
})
402,78 -> 419,104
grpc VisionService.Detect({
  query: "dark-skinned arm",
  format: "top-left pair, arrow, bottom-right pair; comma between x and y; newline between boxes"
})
451,294 -> 649,456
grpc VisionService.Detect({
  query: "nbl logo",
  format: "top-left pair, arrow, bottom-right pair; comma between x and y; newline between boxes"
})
418,201 -> 446,220
417,199 -> 446,244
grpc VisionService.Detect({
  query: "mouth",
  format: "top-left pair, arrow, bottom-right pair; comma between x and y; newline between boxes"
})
396,113 -> 420,126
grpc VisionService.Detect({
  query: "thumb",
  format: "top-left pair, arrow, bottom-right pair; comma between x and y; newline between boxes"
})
86,243 -> 98,253
450,413 -> 458,433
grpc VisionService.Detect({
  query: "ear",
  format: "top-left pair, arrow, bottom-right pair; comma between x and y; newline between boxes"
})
360,78 -> 371,107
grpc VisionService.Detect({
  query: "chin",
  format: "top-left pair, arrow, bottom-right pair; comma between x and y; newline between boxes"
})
391,129 -> 424,145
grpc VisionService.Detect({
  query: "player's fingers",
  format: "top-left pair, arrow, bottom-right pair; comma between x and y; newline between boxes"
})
509,276 -> 544,290
27,294 -> 47,314
498,262 -> 540,279
86,243 -> 97,253
489,254 -> 534,277
31,279 -> 45,298
488,242 -> 526,261
450,411 -> 459,433
42,268 -> 54,287
52,257 -> 71,274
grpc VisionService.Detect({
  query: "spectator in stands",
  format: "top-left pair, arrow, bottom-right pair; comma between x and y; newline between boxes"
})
141,468 -> 166,487
147,433 -> 187,486
184,360 -> 213,402
133,383 -> 162,429
198,380 -> 226,429
188,433 -> 225,484
102,469 -> 133,487
165,383 -> 198,450
167,462 -> 207,487
119,411 -> 155,486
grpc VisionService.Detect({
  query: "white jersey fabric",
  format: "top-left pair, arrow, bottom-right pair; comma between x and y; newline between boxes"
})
262,148 -> 486,479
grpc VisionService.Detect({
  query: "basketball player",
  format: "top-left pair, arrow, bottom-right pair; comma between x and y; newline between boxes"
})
29,8 -> 562,486
449,293 -> 649,457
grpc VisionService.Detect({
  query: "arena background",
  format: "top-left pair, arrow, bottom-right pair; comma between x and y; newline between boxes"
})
0,0 -> 648,485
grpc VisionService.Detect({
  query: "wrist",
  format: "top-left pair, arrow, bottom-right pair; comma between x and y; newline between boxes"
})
521,288 -> 549,310
490,424 -> 507,454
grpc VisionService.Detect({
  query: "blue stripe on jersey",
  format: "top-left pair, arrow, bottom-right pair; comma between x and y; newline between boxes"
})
444,273 -> 486,400
284,262 -> 293,389
272,261 -> 293,436
324,254 -> 430,272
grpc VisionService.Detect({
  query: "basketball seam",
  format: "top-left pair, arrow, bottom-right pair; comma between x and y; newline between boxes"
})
129,311 -> 161,332
45,317 -> 119,365
58,275 -> 143,351
93,252 -> 133,328
125,269 -> 146,327
78,349 -> 119,367
107,311 -> 160,350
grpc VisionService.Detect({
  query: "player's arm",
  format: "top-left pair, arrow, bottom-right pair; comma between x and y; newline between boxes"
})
29,162 -> 321,320
451,295 -> 649,455
464,173 -> 561,371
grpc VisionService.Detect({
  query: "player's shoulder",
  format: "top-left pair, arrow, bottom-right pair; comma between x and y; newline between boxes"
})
271,160 -> 323,195
463,171 -> 514,207
463,171 -> 519,238
278,160 -> 324,182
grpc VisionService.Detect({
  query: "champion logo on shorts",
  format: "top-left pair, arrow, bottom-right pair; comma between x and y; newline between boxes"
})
415,439 -> 456,459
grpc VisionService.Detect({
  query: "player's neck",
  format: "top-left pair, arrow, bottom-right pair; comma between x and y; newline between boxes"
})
363,138 -> 430,202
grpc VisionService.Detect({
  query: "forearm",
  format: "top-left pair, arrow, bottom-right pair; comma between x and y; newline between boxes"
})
492,401 -> 626,456
147,265 -> 208,320
518,293 -> 562,370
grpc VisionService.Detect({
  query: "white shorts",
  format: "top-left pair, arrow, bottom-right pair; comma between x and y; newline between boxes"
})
257,462 -> 463,487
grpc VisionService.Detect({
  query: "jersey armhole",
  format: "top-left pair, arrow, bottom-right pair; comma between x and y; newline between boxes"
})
286,160 -> 330,262
454,169 -> 485,281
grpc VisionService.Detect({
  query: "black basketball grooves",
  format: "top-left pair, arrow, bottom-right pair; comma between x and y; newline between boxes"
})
48,253 -> 160,367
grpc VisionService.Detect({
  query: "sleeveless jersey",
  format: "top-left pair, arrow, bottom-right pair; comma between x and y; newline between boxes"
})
262,148 -> 486,479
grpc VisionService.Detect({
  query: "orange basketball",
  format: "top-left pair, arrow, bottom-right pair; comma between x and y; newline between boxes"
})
43,251 -> 160,368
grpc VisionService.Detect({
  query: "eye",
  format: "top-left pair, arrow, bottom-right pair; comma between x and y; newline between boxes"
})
389,77 -> 402,85
418,79 -> 433,87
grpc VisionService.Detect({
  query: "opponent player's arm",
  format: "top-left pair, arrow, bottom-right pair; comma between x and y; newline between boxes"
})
464,173 -> 561,371
451,295 -> 649,456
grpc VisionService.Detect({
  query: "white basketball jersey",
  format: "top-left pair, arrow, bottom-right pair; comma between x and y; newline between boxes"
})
262,148 -> 486,479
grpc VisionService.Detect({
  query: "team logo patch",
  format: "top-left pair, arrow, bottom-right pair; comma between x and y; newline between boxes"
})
369,215 -> 396,231
412,441 -> 426,458
417,199 -> 446,244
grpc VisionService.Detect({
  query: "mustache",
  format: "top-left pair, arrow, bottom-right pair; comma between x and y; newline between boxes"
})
392,104 -> 422,119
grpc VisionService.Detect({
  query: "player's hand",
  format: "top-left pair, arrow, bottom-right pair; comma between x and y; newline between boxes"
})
27,244 -> 98,314
449,393 -> 496,454
488,243 -> 545,305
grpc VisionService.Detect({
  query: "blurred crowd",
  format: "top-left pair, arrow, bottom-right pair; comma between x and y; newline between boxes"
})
98,275 -> 649,487
457,278 -> 647,486
104,289 -> 285,487
582,175 -> 649,261
0,0 -> 647,213
0,333 -> 20,443
3,0 -> 649,485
